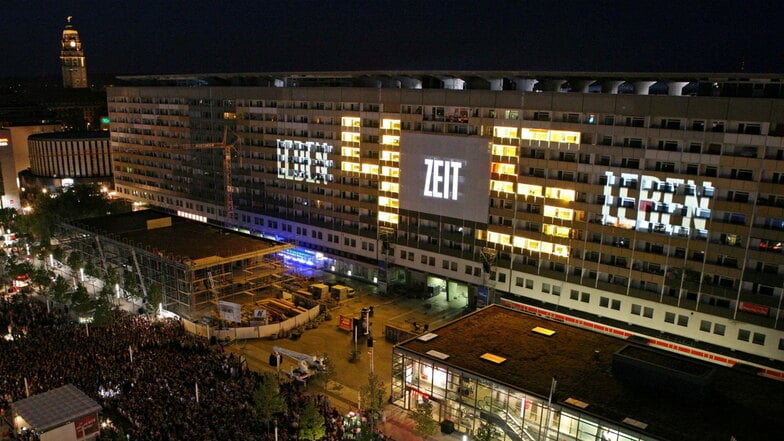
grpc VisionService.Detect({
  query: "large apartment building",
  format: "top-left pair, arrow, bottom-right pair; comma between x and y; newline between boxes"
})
107,72 -> 784,368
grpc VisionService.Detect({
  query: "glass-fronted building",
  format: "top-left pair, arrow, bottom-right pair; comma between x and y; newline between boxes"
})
392,304 -> 782,441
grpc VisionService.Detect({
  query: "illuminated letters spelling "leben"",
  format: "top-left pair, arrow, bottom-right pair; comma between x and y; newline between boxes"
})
424,158 -> 462,200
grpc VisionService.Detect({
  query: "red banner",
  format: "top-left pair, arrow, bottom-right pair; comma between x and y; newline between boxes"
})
338,315 -> 353,331
74,414 -> 98,438
739,302 -> 769,316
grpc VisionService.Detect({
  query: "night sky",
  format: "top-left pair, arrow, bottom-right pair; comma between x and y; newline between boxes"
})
2,0 -> 783,79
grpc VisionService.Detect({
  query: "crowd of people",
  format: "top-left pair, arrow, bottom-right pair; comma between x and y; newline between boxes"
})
0,294 -> 368,441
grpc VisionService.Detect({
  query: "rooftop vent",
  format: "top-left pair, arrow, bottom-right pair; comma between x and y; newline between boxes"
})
426,350 -> 450,360
622,417 -> 648,430
532,326 -> 556,337
480,353 -> 506,364
564,397 -> 589,409
417,333 -> 438,342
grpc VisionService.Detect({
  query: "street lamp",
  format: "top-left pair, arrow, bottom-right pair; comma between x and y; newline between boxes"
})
79,268 -> 85,282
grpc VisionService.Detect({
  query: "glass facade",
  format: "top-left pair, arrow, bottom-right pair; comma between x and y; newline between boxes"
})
391,349 -> 653,441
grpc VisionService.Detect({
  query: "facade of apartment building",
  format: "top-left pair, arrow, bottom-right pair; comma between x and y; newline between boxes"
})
106,72 -> 784,366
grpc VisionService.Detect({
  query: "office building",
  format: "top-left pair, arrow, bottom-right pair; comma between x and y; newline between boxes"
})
60,16 -> 88,89
106,71 -> 784,369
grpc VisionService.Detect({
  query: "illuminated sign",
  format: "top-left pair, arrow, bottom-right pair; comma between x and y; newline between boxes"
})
423,158 -> 462,200
601,171 -> 713,236
399,133 -> 490,223
276,139 -> 335,183
0,138 -> 7,147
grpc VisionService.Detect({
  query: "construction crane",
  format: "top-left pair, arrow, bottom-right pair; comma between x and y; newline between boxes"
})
269,346 -> 326,382
170,126 -> 241,228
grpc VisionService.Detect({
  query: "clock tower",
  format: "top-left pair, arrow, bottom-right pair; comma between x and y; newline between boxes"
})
60,16 -> 88,89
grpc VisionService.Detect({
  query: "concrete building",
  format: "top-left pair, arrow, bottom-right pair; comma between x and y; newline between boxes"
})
393,304 -> 782,441
20,131 -> 112,199
106,71 -> 784,369
0,123 -> 60,209
60,16 -> 88,89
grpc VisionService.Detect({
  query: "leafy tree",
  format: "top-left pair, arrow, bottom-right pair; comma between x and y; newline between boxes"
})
17,184 -> 131,244
310,353 -> 340,393
0,207 -> 16,230
253,372 -> 286,432
50,275 -> 71,305
52,247 -> 65,263
298,399 -> 326,441
360,371 -> 386,425
146,283 -> 164,313
66,252 -> 83,272
31,266 -> 54,311
474,421 -> 500,441
31,267 -> 54,293
70,283 -> 92,314
84,258 -> 98,278
92,295 -> 114,327
411,399 -> 439,440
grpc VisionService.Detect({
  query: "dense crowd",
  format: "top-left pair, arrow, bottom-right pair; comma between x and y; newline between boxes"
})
0,295 -> 353,441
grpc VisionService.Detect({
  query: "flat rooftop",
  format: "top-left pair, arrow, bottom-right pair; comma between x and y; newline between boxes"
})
398,304 -> 783,441
71,209 -> 289,263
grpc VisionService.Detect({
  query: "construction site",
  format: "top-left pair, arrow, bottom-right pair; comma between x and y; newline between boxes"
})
57,209 -> 297,319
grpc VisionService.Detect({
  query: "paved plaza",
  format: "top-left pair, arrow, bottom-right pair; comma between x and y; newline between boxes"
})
224,273 -> 470,441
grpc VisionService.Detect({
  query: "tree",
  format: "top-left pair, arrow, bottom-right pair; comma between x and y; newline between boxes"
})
298,399 -> 326,441
17,184 -> 131,245
50,275 -> 71,305
146,283 -> 163,314
66,252 -> 83,273
70,283 -> 92,314
360,371 -> 386,425
92,295 -> 114,326
411,399 -> 439,440
0,207 -> 16,230
31,266 -> 55,311
253,372 -> 286,432
474,421 -> 500,441
310,353 -> 340,394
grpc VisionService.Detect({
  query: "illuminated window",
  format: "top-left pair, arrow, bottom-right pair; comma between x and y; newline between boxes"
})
378,211 -> 399,224
493,126 -> 519,138
544,205 -> 574,220
520,128 -> 549,141
222,112 -> 237,120
545,187 -> 576,202
491,162 -> 516,175
381,135 -> 400,146
341,162 -> 360,172
381,119 -> 401,130
381,166 -> 400,177
492,144 -> 517,156
360,163 -> 379,175
517,184 -> 543,197
520,128 -> 581,144
380,181 -> 399,192
380,150 -> 400,162
490,180 -> 514,193
341,117 -> 360,127
487,231 -> 511,245
341,146 -> 360,158
341,132 -> 360,143
543,224 -> 570,238
378,196 -> 399,208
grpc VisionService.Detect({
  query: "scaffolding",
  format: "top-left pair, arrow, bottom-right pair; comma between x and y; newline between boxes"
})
57,211 -> 292,317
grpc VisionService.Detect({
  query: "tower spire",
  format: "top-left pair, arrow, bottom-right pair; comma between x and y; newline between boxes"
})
60,16 -> 87,88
